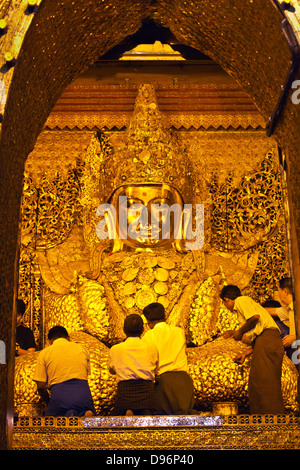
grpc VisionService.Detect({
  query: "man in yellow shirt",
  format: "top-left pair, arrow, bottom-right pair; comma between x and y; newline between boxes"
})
33,326 -> 96,417
142,302 -> 194,415
220,285 -> 285,415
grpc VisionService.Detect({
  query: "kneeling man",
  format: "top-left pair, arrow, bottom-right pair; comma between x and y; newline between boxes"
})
33,326 -> 96,417
142,302 -> 194,415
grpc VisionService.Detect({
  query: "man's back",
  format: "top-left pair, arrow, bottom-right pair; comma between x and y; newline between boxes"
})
109,337 -> 158,382
34,338 -> 90,387
142,322 -> 188,375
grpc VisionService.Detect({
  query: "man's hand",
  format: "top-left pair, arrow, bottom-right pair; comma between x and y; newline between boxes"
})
35,381 -> 50,405
234,352 -> 248,364
223,329 -> 243,341
231,330 -> 243,341
222,330 -> 235,339
234,347 -> 253,364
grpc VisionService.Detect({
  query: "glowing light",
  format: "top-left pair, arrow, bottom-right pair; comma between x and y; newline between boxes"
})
0,19 -> 7,30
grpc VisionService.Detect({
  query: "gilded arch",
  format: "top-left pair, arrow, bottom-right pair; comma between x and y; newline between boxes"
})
1,0 -> 300,449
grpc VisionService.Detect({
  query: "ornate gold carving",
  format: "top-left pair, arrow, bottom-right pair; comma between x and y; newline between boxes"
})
45,111 -> 266,131
208,147 -> 290,301
209,148 -> 283,252
18,249 -> 43,348
44,84 -> 266,131
21,168 -> 82,251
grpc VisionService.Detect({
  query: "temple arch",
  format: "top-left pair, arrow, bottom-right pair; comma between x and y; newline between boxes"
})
1,0 -> 300,449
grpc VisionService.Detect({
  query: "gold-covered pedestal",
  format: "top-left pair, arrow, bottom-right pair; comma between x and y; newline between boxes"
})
13,84 -> 300,449
13,414 -> 300,450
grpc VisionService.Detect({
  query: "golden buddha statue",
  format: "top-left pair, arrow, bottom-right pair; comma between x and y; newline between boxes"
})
14,84 -> 298,415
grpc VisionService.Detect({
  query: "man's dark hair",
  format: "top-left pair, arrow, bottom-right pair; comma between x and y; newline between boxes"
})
261,299 -> 281,308
220,285 -> 241,300
279,277 -> 293,293
143,302 -> 165,322
123,314 -> 143,337
16,299 -> 26,315
48,325 -> 69,341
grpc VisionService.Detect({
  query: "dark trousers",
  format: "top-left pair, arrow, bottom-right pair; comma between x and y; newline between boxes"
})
45,378 -> 96,417
249,329 -> 285,414
154,371 -> 194,415
112,379 -> 155,416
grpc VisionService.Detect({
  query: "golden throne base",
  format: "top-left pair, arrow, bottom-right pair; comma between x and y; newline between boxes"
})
13,414 -> 300,451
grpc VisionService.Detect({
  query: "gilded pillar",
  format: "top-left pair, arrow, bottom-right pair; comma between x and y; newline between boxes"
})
0,241 -> 19,450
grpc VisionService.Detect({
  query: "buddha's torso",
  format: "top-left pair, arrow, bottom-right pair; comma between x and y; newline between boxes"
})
100,249 -> 197,317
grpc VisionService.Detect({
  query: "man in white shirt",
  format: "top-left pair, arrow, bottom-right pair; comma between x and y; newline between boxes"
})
142,302 -> 194,415
33,326 -> 96,417
109,314 -> 159,416
220,285 -> 285,415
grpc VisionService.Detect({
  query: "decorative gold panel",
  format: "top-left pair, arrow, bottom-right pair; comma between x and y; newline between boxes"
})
45,83 -> 265,131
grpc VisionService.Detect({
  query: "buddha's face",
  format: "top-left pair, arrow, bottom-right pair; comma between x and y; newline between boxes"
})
110,184 -> 184,250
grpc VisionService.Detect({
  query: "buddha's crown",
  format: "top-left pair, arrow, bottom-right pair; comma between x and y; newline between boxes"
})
101,83 -> 195,204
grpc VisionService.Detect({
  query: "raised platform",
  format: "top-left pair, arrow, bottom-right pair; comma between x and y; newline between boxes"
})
12,414 -> 300,451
